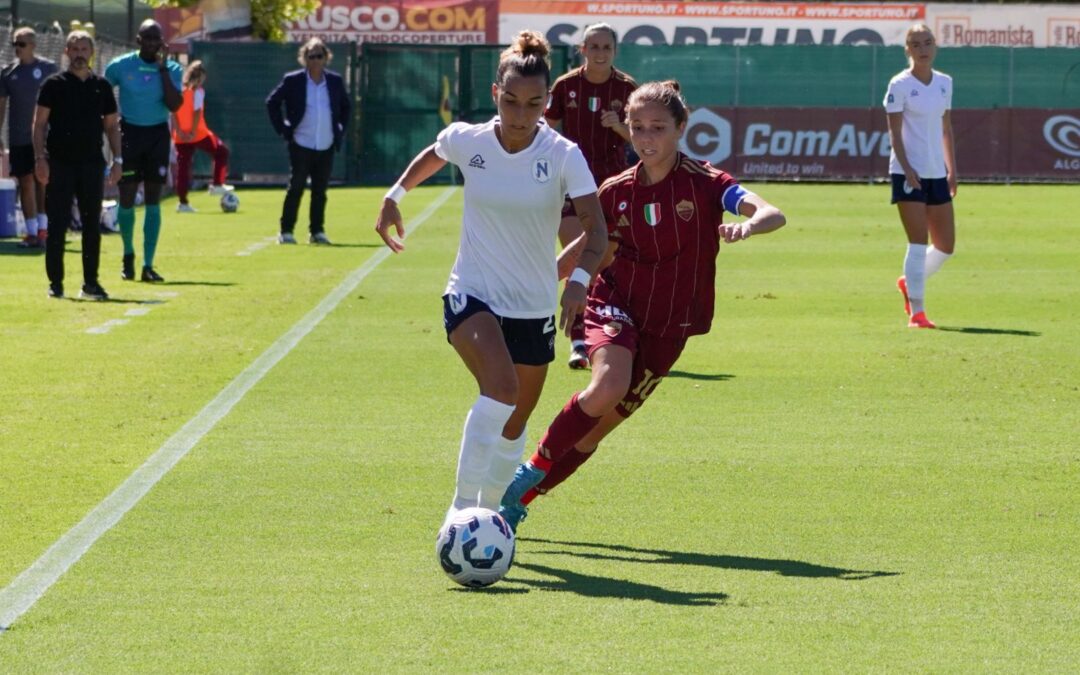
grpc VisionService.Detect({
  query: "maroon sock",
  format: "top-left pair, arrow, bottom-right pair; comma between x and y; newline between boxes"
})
534,447 -> 596,496
534,393 -> 599,470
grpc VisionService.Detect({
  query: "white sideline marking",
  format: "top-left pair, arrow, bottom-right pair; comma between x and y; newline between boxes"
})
236,236 -> 278,257
125,308 -> 152,317
85,319 -> 130,335
0,187 -> 457,634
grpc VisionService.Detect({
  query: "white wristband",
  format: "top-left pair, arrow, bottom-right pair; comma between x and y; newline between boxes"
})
569,267 -> 592,288
385,184 -> 406,204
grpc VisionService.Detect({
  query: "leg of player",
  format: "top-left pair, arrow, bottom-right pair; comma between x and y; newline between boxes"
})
499,345 -> 632,528
141,182 -> 165,282
117,182 -> 139,280
445,312 -> 517,527
17,174 -> 39,246
479,362 -> 546,510
521,408 -> 627,506
925,201 -> 955,280
897,202 -> 934,328
558,213 -> 590,370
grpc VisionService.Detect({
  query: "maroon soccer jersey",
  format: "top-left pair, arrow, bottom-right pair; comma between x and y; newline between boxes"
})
546,67 -> 637,182
593,154 -> 746,339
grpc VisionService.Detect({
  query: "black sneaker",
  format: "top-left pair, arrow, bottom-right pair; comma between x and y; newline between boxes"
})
80,283 -> 109,301
141,266 -> 165,283
48,283 -> 64,299
122,253 -> 135,281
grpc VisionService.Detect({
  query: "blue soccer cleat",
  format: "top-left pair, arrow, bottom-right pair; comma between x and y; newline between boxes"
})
498,501 -> 529,533
501,462 -> 546,510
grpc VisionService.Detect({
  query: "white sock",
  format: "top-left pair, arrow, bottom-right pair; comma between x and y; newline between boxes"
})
25,213 -> 37,237
37,213 -> 47,231
924,245 -> 952,279
479,430 -> 526,510
904,243 -> 928,315
452,396 -> 516,512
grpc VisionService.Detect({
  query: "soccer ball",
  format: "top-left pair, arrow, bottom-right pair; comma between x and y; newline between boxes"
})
220,191 -> 240,213
436,507 -> 515,587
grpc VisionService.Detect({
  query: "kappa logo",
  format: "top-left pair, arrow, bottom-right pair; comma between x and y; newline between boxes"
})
910,89 -> 919,97
469,154 -> 486,169
676,199 -> 695,222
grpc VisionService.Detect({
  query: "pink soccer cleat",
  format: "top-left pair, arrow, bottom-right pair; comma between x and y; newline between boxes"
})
908,311 -> 936,329
897,276 -> 911,317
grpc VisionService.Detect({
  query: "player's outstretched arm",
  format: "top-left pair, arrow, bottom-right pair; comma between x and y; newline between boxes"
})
558,193 -> 609,335
719,194 -> 786,244
375,144 -> 447,252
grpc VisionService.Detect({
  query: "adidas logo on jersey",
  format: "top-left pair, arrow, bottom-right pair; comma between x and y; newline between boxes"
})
469,154 -> 486,169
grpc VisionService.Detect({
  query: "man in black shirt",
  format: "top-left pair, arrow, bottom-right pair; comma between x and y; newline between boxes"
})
33,31 -> 122,300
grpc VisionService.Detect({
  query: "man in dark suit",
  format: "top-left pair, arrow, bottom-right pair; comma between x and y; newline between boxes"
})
266,38 -> 350,245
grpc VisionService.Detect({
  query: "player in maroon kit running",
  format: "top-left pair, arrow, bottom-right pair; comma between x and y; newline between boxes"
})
545,23 -> 637,370
499,80 -> 787,531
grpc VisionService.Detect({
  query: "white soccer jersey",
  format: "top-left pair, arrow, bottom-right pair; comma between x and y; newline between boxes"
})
884,69 -> 953,178
434,118 -> 596,319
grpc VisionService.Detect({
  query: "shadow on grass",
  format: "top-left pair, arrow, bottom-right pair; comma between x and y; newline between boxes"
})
937,326 -> 1040,337
520,538 -> 899,581
667,370 -> 735,381
0,241 -> 45,256
510,561 -> 729,606
155,280 -> 237,287
449,586 -> 529,595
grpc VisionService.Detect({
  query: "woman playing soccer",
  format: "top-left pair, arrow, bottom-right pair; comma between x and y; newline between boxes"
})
545,23 -> 638,369
498,80 -> 787,531
172,60 -> 232,212
885,23 -> 958,329
374,31 -> 609,529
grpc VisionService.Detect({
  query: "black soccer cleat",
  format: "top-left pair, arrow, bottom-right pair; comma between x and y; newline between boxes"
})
141,267 -> 165,283
122,253 -> 135,281
80,283 -> 109,301
48,283 -> 64,299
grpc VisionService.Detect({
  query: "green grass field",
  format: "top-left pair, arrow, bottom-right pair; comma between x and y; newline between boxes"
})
0,183 -> 1077,671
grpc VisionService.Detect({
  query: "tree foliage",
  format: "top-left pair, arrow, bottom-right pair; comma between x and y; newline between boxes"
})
143,0 -> 321,42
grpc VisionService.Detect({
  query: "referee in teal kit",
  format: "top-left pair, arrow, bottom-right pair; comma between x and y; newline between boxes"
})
104,19 -> 182,283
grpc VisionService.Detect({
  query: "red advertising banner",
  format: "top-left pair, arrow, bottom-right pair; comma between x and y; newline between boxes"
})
287,0 -> 499,44
680,107 -> 1080,182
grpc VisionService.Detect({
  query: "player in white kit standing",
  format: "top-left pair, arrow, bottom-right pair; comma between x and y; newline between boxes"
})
374,30 -> 609,529
885,23 -> 958,329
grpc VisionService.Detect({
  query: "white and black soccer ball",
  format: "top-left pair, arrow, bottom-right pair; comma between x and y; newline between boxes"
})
436,507 -> 515,587
220,191 -> 240,213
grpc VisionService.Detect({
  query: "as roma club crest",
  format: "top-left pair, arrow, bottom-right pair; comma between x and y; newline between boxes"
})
676,199 -> 695,222
603,321 -> 623,337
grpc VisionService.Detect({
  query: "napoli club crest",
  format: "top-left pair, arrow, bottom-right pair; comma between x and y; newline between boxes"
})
533,157 -> 551,183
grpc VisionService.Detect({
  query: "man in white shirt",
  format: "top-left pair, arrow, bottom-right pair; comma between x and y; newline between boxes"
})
265,38 -> 351,245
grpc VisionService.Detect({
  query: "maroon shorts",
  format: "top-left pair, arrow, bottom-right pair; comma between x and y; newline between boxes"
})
583,298 -> 687,418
